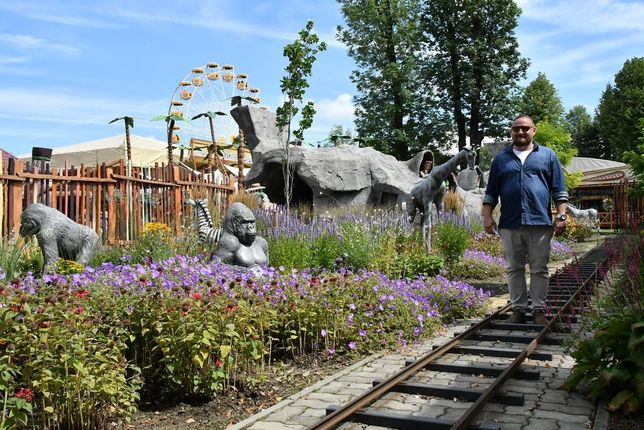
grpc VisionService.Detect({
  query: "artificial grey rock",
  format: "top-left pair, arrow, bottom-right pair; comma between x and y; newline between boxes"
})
19,203 -> 100,271
231,106 -> 423,210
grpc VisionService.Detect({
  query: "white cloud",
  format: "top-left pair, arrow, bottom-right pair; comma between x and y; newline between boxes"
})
517,0 -> 644,35
315,93 -> 355,122
0,55 -> 30,64
0,33 -> 79,55
0,87 -> 166,125
0,3 -> 119,28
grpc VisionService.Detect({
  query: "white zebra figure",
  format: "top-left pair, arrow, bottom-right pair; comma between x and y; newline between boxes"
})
567,203 -> 599,227
186,198 -> 222,246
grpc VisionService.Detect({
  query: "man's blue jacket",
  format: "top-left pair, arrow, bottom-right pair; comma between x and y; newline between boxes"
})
483,143 -> 569,229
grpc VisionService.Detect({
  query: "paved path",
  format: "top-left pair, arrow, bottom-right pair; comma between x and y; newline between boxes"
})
230,239 -> 605,430
229,318 -> 597,430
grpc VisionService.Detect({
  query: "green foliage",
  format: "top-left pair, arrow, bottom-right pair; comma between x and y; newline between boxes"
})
534,121 -> 578,168
564,105 -> 604,158
420,0 -> 528,149
276,20 -> 326,210
623,118 -> 644,197
560,218 -> 595,243
266,236 -> 314,270
0,237 -> 30,280
0,286 -> 141,427
468,233 -> 503,257
275,20 -> 327,141
0,357 -> 32,429
564,233 -> 644,415
596,57 -> 644,160
518,72 -> 564,126
564,311 -> 644,415
337,0 -> 425,159
434,222 -> 470,264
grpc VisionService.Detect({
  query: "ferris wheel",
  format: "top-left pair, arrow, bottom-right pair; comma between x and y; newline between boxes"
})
167,62 -> 262,166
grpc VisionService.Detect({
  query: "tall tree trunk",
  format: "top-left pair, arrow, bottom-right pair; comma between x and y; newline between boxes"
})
384,0 -> 407,160
446,20 -> 467,151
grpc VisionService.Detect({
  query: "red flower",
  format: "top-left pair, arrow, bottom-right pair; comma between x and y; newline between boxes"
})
215,359 -> 223,367
75,289 -> 89,299
15,387 -> 33,402
192,292 -> 202,300
74,305 -> 84,314
225,305 -> 238,314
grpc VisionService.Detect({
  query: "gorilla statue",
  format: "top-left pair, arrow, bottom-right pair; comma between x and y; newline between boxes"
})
19,203 -> 101,272
213,202 -> 268,269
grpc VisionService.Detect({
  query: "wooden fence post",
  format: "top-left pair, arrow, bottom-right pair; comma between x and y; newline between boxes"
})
173,165 -> 182,235
106,167 -> 116,244
8,160 -> 23,236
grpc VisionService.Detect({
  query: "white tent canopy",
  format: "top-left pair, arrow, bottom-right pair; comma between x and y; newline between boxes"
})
17,134 -> 180,169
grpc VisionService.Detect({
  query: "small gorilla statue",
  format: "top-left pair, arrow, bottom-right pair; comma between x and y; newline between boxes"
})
19,203 -> 101,271
213,202 -> 268,269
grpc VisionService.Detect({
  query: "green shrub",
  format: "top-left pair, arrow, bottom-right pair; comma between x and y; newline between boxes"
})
311,233 -> 343,269
561,218 -> 595,242
266,236 -> 313,269
434,221 -> 470,264
448,250 -> 507,279
468,232 -> 504,257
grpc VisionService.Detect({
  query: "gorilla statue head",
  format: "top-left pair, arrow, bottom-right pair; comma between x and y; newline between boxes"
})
224,202 -> 257,246
19,204 -> 44,237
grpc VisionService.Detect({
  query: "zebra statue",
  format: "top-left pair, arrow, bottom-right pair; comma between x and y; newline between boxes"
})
186,199 -> 223,246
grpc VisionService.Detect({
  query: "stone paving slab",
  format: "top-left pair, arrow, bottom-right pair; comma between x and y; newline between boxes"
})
229,319 -> 603,430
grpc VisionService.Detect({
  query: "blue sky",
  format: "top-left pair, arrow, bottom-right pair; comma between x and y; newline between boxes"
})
0,0 -> 642,157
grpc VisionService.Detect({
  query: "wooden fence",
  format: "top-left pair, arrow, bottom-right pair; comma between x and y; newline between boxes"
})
0,158 -> 235,244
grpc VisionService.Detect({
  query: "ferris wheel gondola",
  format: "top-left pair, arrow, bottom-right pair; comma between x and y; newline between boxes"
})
167,62 -> 261,170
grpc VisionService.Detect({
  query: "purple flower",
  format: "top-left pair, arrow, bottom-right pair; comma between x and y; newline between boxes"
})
359,329 -> 367,337
328,348 -> 336,355
321,329 -> 327,337
348,341 -> 357,350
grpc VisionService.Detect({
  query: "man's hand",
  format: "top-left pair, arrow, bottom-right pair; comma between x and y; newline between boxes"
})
483,214 -> 497,234
553,219 -> 566,236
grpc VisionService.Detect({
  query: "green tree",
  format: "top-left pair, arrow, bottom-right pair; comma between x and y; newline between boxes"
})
420,0 -> 528,151
276,20 -> 326,211
519,72 -> 564,126
596,57 -> 644,160
564,105 -> 604,158
337,0 -> 425,160
326,125 -> 354,146
534,121 -> 580,188
623,119 -> 644,197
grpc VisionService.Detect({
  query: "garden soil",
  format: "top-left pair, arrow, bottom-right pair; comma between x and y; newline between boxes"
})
127,235 -> 605,430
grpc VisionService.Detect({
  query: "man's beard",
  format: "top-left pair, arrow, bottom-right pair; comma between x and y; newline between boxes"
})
513,137 -> 530,148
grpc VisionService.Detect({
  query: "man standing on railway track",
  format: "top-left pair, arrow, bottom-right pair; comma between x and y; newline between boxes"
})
482,115 -> 568,325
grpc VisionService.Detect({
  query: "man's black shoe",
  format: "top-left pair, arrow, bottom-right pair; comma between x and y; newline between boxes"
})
508,310 -> 526,324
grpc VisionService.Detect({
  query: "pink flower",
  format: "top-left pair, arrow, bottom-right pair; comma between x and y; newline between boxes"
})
192,292 -> 202,300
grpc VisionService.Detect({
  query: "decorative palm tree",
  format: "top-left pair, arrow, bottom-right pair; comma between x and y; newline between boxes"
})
108,116 -> 135,240
230,96 -> 258,189
191,111 -> 227,173
151,113 -> 189,173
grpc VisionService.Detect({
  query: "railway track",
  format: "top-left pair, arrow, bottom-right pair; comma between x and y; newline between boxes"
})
307,239 -> 610,430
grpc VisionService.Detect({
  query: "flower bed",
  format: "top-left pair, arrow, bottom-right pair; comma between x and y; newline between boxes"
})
0,255 -> 489,427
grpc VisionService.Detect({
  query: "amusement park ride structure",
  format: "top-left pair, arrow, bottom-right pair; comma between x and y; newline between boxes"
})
166,63 -> 263,176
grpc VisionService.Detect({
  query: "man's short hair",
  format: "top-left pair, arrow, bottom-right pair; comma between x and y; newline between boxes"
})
512,114 -> 535,125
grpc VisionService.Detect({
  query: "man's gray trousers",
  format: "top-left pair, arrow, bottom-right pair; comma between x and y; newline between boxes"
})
498,226 -> 553,312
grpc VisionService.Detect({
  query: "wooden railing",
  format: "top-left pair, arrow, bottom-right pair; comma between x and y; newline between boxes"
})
0,159 -> 235,244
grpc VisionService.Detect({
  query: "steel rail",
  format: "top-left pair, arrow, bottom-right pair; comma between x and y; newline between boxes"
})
307,242 -> 606,430
450,260 -> 600,429
306,303 -> 512,430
